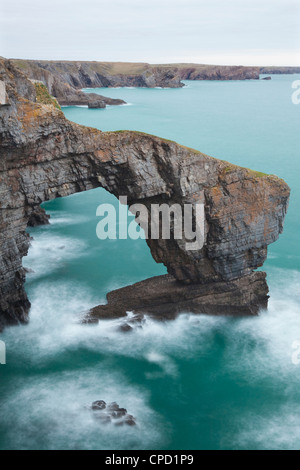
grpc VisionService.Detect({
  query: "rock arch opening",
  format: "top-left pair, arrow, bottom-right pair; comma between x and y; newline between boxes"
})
24,188 -> 166,322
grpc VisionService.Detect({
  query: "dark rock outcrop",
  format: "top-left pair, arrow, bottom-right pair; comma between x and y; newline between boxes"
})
27,207 -> 50,227
0,58 -> 290,330
88,272 -> 269,321
91,400 -> 106,410
11,60 -> 126,107
90,400 -> 136,426
88,100 -> 106,109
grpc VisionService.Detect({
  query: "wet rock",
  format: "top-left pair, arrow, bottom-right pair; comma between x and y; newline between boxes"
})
91,400 -> 136,426
88,100 -> 106,109
27,207 -> 50,227
95,413 -> 111,424
124,415 -> 137,426
82,317 -> 99,325
107,402 -> 128,418
88,272 -> 270,321
114,415 -> 137,427
128,314 -> 145,325
118,323 -> 133,333
107,402 -> 121,411
111,408 -> 127,419
92,400 -> 106,410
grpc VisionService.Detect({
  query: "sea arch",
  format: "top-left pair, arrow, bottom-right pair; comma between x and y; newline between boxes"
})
0,58 -> 290,328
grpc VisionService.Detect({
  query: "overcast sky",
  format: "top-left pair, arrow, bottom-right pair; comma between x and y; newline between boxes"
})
0,0 -> 299,65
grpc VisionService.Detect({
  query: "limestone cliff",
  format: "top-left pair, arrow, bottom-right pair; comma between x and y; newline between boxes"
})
11,59 -> 126,107
11,60 -> 300,109
173,64 -> 259,81
12,60 -> 185,90
0,58 -> 290,330
12,60 -> 262,98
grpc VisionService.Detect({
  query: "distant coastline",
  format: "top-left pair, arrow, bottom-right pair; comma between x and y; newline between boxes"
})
11,59 -> 300,109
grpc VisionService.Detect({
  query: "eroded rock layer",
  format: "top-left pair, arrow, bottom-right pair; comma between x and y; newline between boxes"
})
87,272 -> 269,321
0,58 -> 290,329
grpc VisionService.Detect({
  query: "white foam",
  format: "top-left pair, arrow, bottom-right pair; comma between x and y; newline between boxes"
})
61,105 -> 89,108
0,368 -> 163,450
46,212 -> 90,226
6,228 -> 300,450
24,234 -> 86,278
236,404 -> 300,450
145,351 -> 178,378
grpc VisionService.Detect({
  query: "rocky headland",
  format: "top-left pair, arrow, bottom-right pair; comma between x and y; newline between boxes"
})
12,59 -> 127,108
11,59 -> 300,111
90,400 -> 136,426
0,58 -> 290,330
14,60 -> 280,93
11,60 -> 263,108
260,66 -> 300,75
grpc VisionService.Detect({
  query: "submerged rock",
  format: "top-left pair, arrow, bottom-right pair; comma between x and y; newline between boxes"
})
91,401 -> 136,426
115,415 -> 137,427
88,100 -> 106,109
27,207 -> 50,227
95,413 -> 111,424
118,323 -> 133,333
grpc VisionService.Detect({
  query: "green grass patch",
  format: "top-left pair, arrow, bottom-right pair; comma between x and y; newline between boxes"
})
34,82 -> 61,110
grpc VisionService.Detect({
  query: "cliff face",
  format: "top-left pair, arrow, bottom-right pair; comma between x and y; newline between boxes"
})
0,58 -> 290,329
12,60 -> 262,97
260,66 -> 300,75
12,60 -> 185,90
173,64 -> 259,81
12,60 -> 300,109
12,60 -> 126,107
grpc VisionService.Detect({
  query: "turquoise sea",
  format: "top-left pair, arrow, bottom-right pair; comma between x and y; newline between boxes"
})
0,76 -> 300,450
